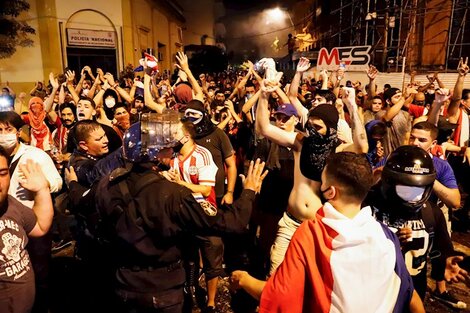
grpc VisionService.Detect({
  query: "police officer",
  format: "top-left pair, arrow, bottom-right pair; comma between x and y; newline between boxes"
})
93,111 -> 268,313
364,146 -> 469,301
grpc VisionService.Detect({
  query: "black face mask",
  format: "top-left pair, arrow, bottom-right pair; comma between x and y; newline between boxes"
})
300,126 -> 338,182
172,141 -> 184,153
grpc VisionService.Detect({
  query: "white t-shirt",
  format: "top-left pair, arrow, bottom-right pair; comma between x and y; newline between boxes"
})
8,143 -> 62,209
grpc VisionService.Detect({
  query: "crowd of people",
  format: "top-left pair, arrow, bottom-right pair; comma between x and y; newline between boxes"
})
0,48 -> 470,313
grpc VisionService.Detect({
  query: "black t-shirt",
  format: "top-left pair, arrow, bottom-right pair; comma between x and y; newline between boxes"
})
364,185 -> 454,277
254,138 -> 294,214
195,128 -> 234,198
0,196 -> 36,291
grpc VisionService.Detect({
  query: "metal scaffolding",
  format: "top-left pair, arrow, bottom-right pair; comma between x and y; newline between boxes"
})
446,0 -> 470,70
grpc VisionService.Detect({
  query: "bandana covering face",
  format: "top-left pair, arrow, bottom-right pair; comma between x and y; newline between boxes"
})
28,97 -> 52,151
300,126 -> 339,181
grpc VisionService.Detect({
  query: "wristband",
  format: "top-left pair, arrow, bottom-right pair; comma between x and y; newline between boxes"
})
113,83 -> 119,88
227,190 -> 234,194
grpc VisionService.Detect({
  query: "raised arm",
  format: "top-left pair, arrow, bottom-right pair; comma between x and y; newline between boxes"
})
288,57 -> 310,125
257,83 -> 297,149
448,57 -> 469,120
144,72 -> 165,113
65,70 -> 80,104
44,72 -> 59,113
428,88 -> 450,126
366,65 -> 378,98
341,87 -> 369,153
176,52 -> 204,102
241,89 -> 261,114
382,93 -> 406,122
75,67 -> 87,95
105,73 -> 133,103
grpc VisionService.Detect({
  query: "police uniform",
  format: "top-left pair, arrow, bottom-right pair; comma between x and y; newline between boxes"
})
94,162 -> 256,312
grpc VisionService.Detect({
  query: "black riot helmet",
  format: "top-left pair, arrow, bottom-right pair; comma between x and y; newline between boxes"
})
381,145 -> 436,213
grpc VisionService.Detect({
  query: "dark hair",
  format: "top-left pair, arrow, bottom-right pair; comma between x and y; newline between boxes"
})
245,82 -> 256,89
462,89 -> 470,100
78,96 -> 96,109
316,89 -> 337,104
0,111 -> 25,130
59,102 -> 77,116
370,122 -> 387,138
384,84 -> 391,89
182,120 -> 196,139
74,120 -> 102,144
210,99 -> 224,110
383,87 -> 400,103
0,146 -> 9,165
372,96 -> 383,102
325,152 -> 373,202
412,121 -> 438,140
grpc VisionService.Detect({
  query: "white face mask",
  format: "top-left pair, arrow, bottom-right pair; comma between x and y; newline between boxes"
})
82,89 -> 90,97
427,90 -> 435,95
0,133 -> 18,150
396,185 -> 425,202
105,98 -> 116,108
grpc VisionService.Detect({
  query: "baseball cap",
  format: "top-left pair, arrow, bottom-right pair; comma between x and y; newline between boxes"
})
274,103 -> 298,117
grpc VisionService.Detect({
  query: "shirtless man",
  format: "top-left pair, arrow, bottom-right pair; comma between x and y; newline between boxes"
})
256,80 -> 368,273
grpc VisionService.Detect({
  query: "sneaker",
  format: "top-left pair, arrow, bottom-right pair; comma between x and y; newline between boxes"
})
432,290 -> 467,309
51,239 -> 73,253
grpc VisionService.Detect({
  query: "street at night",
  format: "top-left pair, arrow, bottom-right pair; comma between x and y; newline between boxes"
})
1,0 -> 470,313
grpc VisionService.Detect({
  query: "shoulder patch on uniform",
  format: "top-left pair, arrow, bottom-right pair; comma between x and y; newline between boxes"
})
192,192 -> 217,216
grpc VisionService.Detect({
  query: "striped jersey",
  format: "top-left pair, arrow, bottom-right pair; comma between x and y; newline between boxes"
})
170,144 -> 218,207
260,203 -> 413,313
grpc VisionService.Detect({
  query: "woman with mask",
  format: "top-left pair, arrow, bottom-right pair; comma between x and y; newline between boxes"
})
22,97 -> 53,152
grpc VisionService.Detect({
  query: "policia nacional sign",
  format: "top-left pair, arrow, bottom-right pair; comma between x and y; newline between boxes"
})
67,28 -> 116,48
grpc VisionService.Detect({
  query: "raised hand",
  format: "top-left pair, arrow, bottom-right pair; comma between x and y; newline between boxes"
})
175,51 -> 190,72
104,73 -> 116,86
341,87 -> 356,107
65,70 -> 75,85
240,159 -> 269,193
296,57 -> 311,73
366,65 -> 378,80
457,57 -> 469,76
320,69 -> 329,82
49,72 -> 59,89
18,160 -> 49,193
434,88 -> 451,103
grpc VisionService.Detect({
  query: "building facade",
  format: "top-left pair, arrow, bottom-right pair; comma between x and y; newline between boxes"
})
0,0 -> 207,94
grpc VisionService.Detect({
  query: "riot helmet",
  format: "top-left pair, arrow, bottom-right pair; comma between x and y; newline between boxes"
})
122,111 -> 180,162
381,145 -> 436,213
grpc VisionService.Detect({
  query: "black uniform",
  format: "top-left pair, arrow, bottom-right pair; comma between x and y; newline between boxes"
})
94,163 -> 256,313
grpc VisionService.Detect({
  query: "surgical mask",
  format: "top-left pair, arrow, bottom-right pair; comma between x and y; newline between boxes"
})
246,93 -> 254,100
105,98 -> 116,108
82,89 -> 90,97
427,90 -> 435,95
396,185 -> 425,202
0,133 -> 18,150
